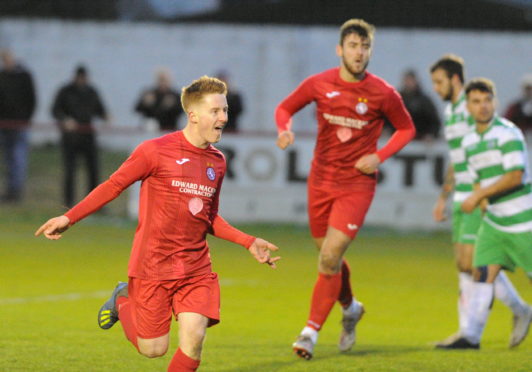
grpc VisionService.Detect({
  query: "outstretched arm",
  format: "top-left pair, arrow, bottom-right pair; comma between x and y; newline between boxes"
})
34,215 -> 71,240
248,237 -> 281,269
34,142 -> 155,239
211,215 -> 281,269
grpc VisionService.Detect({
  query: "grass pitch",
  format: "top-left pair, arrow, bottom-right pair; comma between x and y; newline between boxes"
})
0,146 -> 531,371
1,221 -> 531,372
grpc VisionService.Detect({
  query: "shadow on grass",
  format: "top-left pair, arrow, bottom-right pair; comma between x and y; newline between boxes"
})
217,345 -> 427,372
220,360 -> 300,372
340,344 -> 427,356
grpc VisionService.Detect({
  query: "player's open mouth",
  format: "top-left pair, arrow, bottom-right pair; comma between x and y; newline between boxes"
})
214,125 -> 224,132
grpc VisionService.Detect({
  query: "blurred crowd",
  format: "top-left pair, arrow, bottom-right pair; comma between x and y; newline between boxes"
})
1,47 -> 530,205
0,48 -> 245,205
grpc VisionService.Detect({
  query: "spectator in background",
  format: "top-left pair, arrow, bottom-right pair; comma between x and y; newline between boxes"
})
135,67 -> 183,132
215,70 -> 243,132
0,48 -> 36,203
504,73 -> 532,134
51,65 -> 109,207
399,69 -> 441,141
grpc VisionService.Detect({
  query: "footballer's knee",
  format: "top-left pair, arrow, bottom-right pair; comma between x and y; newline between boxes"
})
179,326 -> 206,359
139,345 -> 168,358
456,259 -> 472,273
318,253 -> 342,275
138,338 -> 169,358
454,244 -> 473,273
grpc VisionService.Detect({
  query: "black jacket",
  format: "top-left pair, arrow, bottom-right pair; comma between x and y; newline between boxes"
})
52,82 -> 107,126
135,87 -> 183,131
399,89 -> 441,139
0,64 -> 36,122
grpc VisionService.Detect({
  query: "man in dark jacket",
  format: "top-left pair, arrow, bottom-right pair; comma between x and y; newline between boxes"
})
134,68 -> 183,132
215,70 -> 244,133
51,65 -> 108,207
0,48 -> 37,203
504,73 -> 532,134
399,69 -> 441,140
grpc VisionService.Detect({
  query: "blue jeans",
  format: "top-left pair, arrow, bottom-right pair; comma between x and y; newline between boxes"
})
0,128 -> 29,198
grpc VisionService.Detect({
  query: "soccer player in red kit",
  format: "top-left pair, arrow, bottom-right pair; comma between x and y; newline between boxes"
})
275,19 -> 415,359
35,76 -> 280,372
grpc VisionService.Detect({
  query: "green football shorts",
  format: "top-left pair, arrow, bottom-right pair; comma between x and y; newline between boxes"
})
452,202 -> 482,244
474,219 -> 532,273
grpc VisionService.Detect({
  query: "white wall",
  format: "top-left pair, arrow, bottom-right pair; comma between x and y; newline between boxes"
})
1,19 -> 531,134
4,19 -> 531,229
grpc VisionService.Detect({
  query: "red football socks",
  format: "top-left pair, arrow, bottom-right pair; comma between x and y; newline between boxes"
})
338,259 -> 354,308
307,272 -> 342,330
117,296 -> 139,350
167,348 -> 200,372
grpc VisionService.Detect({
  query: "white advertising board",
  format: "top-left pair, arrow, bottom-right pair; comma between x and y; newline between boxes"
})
127,134 -> 455,230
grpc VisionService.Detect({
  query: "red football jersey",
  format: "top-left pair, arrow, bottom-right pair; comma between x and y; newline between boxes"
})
276,67 -> 415,184
65,131 -> 229,280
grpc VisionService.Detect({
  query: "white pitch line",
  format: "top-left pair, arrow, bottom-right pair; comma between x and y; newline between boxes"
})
0,279 -> 259,305
0,290 -> 110,305
219,279 -> 259,287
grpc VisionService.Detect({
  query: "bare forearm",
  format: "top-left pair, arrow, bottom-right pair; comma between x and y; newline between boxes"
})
476,170 -> 523,200
439,164 -> 454,200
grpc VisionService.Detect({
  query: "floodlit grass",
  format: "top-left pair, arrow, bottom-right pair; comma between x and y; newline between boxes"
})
1,221 -> 531,372
0,146 -> 531,371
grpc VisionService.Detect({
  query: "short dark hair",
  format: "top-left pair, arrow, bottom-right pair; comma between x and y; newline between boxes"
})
465,78 -> 496,97
430,54 -> 465,83
339,19 -> 375,45
75,65 -> 87,76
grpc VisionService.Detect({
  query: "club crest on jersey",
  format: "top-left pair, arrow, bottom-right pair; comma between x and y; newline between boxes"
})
206,163 -> 216,181
356,97 -> 368,115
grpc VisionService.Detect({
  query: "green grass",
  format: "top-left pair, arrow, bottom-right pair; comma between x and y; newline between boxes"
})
0,146 -> 531,371
0,144 -> 130,220
0,222 -> 531,372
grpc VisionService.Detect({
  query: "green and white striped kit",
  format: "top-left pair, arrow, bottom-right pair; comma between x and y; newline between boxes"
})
462,117 -> 532,233
443,92 -> 476,202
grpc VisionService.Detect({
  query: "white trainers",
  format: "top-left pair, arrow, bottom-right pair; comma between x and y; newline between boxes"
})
510,305 -> 532,348
338,301 -> 365,352
292,335 -> 315,360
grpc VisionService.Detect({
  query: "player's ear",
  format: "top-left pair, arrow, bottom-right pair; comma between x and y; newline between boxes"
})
188,109 -> 198,124
336,44 -> 342,58
451,73 -> 461,87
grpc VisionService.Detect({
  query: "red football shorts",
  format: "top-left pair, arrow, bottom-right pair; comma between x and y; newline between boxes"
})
308,180 -> 375,239
128,272 -> 220,339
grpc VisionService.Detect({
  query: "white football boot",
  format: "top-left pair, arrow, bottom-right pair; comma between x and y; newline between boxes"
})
338,300 -> 365,352
510,304 -> 532,348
